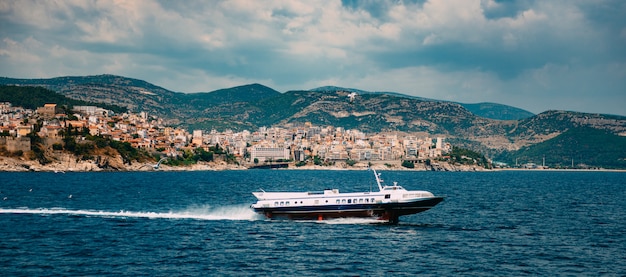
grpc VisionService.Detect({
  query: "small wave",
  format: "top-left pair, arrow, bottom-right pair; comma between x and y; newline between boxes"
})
0,204 -> 262,221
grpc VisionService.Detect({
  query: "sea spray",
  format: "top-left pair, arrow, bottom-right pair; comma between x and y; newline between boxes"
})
0,204 -> 263,221
177,204 -> 262,221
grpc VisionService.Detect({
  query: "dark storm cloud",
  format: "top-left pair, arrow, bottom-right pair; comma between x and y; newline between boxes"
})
481,0 -> 536,19
341,0 -> 428,18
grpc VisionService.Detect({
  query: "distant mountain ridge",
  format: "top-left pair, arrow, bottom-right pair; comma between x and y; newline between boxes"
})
310,86 -> 535,120
186,83 -> 281,104
1,74 -> 625,168
0,74 -> 532,120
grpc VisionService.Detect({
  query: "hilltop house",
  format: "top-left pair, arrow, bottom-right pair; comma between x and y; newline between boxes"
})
16,125 -> 32,137
36,103 -> 60,118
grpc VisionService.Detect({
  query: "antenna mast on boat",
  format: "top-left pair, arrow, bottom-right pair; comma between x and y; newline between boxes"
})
372,169 -> 384,191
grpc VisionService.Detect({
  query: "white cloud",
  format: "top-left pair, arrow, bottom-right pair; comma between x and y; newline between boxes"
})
0,0 -> 624,115
1,37 -> 43,64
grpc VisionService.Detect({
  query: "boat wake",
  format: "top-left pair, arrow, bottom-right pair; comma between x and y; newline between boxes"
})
0,204 -> 263,221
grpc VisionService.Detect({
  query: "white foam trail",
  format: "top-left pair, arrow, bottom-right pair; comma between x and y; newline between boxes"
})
0,205 -> 263,221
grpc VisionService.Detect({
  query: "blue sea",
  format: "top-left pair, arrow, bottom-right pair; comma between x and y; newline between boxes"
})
0,170 -> 624,276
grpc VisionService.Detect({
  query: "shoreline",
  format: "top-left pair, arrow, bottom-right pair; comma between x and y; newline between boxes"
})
1,156 -> 624,173
495,167 -> 626,173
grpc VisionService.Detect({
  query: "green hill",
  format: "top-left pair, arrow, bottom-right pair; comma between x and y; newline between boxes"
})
311,86 -> 535,120
188,83 -> 281,105
0,85 -> 127,113
461,102 -> 534,120
496,127 -> 626,169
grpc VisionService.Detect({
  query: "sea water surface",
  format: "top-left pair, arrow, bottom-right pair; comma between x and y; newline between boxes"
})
0,170 -> 624,276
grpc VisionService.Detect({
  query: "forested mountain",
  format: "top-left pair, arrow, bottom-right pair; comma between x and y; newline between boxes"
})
460,102 -> 535,121
0,85 -> 126,113
495,127 -> 626,169
310,86 -> 535,120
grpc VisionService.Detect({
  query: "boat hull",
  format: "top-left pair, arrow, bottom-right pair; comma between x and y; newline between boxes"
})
253,196 -> 444,222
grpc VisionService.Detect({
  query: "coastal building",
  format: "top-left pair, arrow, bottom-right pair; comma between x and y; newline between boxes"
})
192,130 -> 203,146
16,125 -> 32,137
327,144 -> 349,161
74,105 -> 112,116
2,101 -> 455,165
0,102 -> 11,114
64,120 -> 86,129
40,125 -> 63,144
74,106 -> 97,115
250,144 -> 290,162
36,103 -> 60,118
351,148 -> 373,161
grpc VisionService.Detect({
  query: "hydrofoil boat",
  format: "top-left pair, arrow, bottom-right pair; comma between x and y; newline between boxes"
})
250,169 -> 444,223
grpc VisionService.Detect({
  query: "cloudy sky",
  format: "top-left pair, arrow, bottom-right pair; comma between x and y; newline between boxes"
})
1,0 -> 625,116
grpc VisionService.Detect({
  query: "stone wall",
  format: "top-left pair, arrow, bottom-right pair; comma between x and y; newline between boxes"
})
4,136 -> 31,153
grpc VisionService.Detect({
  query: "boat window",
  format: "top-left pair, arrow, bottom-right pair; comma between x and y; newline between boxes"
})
280,201 -> 284,206
359,199 -> 363,203
347,199 -> 352,204
371,198 -> 375,203
365,198 -> 369,203
353,199 -> 357,204
286,201 -> 290,206
385,194 -> 391,199
336,199 -> 340,204
274,202 -> 278,206
342,199 -> 346,204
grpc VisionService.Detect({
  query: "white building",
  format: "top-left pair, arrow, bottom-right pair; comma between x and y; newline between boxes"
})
250,145 -> 290,162
74,106 -> 97,115
436,137 -> 444,149
192,130 -> 203,146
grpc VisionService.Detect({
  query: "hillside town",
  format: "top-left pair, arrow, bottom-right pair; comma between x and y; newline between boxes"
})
0,102 -> 471,171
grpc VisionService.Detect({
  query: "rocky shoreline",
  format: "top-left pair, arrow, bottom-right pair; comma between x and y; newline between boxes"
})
0,155 -> 490,172
3,155 -> 622,172
0,155 -> 245,172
